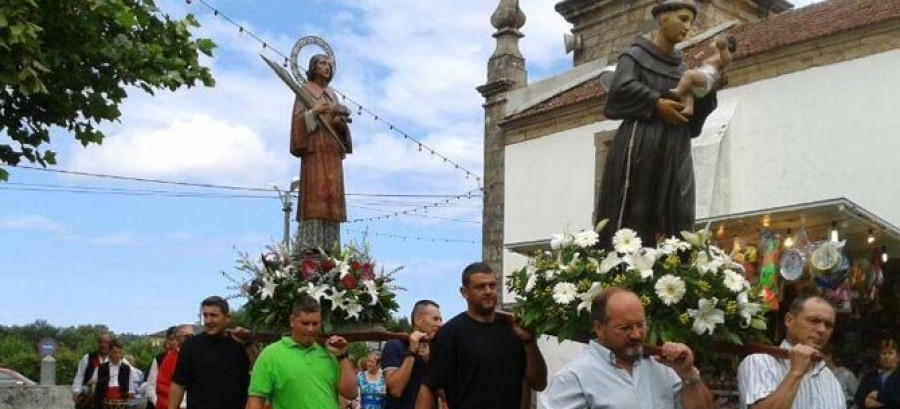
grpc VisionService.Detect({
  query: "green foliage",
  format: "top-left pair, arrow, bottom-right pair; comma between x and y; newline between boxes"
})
0,321 -> 164,383
0,0 -> 215,176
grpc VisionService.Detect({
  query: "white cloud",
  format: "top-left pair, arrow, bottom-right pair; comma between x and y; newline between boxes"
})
86,232 -> 142,247
0,215 -> 68,235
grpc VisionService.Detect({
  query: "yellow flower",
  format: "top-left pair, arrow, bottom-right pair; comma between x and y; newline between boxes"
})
578,279 -> 592,292
664,254 -> 680,270
697,280 -> 711,294
679,313 -> 690,324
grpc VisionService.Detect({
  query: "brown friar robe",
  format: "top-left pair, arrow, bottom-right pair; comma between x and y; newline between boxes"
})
290,82 -> 352,222
595,35 -> 717,248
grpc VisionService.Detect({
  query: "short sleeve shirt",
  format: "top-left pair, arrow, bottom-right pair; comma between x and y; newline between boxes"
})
381,339 -> 427,409
248,336 -> 340,409
422,312 -> 526,409
172,332 -> 250,409
737,340 -> 844,409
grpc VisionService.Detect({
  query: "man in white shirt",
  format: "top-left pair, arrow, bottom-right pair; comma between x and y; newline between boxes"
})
72,332 -> 112,407
737,295 -> 845,409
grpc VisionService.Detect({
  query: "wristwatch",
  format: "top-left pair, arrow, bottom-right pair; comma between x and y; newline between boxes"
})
404,349 -> 417,358
335,352 -> 349,361
681,367 -> 702,387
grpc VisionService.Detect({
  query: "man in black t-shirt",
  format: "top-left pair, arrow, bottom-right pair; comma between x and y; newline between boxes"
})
417,262 -> 547,409
169,296 -> 257,409
382,299 -> 443,409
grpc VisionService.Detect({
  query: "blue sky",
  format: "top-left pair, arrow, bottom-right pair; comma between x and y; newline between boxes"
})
0,0 -> 823,334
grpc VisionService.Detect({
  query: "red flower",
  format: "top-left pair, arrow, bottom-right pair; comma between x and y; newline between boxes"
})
361,263 -> 375,280
351,261 -> 361,271
321,259 -> 336,272
341,274 -> 358,289
300,258 -> 319,280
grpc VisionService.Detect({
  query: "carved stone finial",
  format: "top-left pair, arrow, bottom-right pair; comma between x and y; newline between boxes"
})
491,0 -> 526,32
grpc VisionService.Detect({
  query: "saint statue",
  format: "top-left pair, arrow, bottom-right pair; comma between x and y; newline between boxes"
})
289,53 -> 352,251
595,0 -> 721,247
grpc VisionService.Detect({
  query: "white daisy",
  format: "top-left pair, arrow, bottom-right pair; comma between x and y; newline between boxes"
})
722,269 -> 748,293
612,228 -> 642,254
688,298 -> 725,335
573,229 -> 599,248
654,275 -> 686,306
552,282 -> 579,305
659,236 -> 690,255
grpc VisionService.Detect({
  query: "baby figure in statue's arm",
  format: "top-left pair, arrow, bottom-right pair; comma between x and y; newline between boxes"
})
669,34 -> 736,116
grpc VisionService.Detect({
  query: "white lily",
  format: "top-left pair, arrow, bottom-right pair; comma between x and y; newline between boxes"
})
298,282 -> 330,302
550,233 -> 572,250
327,288 -> 347,311
737,291 -> 762,328
624,249 -> 657,280
524,272 -> 538,293
695,251 -> 723,276
577,282 -> 605,314
344,302 -> 363,320
338,260 -> 352,279
599,252 -> 622,274
659,236 -> 690,255
362,279 -> 380,306
560,253 -> 581,273
260,278 -> 277,300
687,298 -> 725,335
681,229 -> 711,248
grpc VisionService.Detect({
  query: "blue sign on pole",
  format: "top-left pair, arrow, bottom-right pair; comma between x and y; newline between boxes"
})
38,337 -> 58,357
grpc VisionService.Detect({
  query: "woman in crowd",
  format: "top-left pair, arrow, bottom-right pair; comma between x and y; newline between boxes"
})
857,339 -> 900,408
356,352 -> 385,409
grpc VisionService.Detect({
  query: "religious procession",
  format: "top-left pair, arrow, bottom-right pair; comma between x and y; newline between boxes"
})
2,0 -> 900,409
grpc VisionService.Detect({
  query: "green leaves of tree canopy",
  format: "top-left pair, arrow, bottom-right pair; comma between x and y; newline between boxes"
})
0,0 -> 216,181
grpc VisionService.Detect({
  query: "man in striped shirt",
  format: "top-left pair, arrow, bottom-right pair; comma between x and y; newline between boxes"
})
737,295 -> 844,409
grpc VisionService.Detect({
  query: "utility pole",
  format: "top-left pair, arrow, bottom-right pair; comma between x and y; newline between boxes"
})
271,177 -> 300,250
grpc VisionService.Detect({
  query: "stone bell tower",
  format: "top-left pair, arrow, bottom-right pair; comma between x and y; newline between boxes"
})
477,0 -> 527,279
556,0 -> 793,66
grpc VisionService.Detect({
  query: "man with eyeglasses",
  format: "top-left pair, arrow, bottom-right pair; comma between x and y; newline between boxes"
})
541,287 -> 713,409
151,325 -> 194,409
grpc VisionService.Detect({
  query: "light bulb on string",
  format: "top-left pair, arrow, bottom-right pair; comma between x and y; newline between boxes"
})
868,229 -> 876,245
882,245 -> 889,264
783,229 -> 794,248
829,221 -> 839,242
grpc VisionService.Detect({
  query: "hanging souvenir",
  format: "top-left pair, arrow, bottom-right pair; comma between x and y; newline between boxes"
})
758,230 -> 781,310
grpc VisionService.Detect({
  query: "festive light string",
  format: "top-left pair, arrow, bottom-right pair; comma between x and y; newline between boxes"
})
185,0 -> 483,188
342,228 -> 478,245
347,187 -> 482,224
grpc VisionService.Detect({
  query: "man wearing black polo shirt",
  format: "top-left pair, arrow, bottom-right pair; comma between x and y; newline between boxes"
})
416,262 -> 548,409
381,299 -> 443,409
169,296 -> 257,409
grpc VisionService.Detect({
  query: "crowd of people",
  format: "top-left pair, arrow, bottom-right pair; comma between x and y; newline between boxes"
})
68,259 -> 900,409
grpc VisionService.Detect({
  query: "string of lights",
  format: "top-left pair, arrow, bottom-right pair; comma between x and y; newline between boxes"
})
185,0 -> 483,188
342,228 -> 478,245
347,187 -> 482,224
350,204 -> 480,224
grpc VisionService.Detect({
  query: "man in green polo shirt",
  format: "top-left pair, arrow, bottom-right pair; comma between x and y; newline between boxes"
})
246,296 -> 358,409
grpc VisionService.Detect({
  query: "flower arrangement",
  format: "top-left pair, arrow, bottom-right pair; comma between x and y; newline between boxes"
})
226,239 -> 401,331
506,221 -> 769,347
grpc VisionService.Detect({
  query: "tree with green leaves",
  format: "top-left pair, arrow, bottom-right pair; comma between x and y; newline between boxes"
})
0,0 -> 215,180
